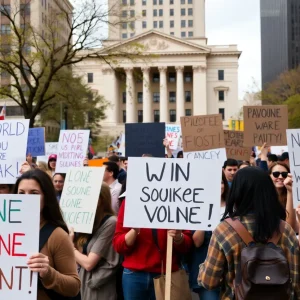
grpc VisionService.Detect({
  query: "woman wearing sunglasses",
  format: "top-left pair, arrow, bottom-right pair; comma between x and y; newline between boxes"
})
268,162 -> 298,231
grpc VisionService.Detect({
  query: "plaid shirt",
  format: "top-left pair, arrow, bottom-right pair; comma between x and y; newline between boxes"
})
198,215 -> 300,300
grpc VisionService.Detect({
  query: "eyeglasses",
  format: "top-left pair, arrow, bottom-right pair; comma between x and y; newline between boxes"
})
272,171 -> 288,179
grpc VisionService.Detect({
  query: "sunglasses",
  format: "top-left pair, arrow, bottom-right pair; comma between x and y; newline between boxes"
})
272,171 -> 288,179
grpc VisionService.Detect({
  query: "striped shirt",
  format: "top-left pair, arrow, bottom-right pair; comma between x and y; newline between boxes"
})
198,215 -> 300,300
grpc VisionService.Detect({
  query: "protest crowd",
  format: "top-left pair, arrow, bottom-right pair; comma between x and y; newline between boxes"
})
1,108 -> 300,300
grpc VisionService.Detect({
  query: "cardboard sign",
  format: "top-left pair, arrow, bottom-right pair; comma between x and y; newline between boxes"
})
60,167 -> 104,233
37,142 -> 58,162
88,158 -> 108,167
124,158 -> 222,230
0,194 -> 40,299
56,130 -> 90,173
287,130 -> 300,207
125,123 -> 165,157
180,114 -> 225,152
0,120 -> 29,183
243,105 -> 288,146
224,130 -> 252,161
184,148 -> 227,164
166,124 -> 181,150
26,127 -> 45,156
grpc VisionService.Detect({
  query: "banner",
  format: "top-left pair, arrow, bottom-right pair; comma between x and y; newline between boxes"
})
243,105 -> 288,146
180,114 -> 225,152
0,120 -> 29,183
287,129 -> 300,208
55,130 -> 90,173
124,158 -> 222,230
165,124 -> 181,150
184,148 -> 227,163
0,194 -> 40,299
60,167 -> 104,233
26,127 -> 45,156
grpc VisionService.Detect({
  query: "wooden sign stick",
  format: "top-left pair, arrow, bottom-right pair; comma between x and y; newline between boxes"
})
165,235 -> 173,300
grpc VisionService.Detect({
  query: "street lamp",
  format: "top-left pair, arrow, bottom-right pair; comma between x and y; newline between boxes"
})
63,105 -> 68,129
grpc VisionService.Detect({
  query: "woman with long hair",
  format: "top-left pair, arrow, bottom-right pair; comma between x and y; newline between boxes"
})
53,173 -> 66,202
70,183 -> 119,300
48,154 -> 57,176
198,167 -> 300,299
14,169 -> 80,299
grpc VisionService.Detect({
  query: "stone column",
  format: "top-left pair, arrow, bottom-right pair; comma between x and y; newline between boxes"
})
125,67 -> 136,123
142,67 -> 151,122
176,66 -> 185,122
159,66 -> 168,122
193,65 -> 207,115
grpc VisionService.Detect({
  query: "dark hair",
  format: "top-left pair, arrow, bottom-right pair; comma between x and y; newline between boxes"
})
177,151 -> 183,158
238,161 -> 250,169
108,155 -> 120,163
53,173 -> 66,180
223,158 -> 238,169
268,154 -> 278,163
14,169 -> 68,233
221,171 -> 229,202
120,156 -> 128,162
142,154 -> 153,157
222,167 -> 286,243
103,162 -> 119,179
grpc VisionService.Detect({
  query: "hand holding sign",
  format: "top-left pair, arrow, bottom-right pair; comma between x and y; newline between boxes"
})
27,253 -> 50,278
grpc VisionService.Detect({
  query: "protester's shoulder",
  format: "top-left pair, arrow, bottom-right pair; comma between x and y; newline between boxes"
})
48,226 -> 69,243
106,215 -> 117,226
280,221 -> 299,245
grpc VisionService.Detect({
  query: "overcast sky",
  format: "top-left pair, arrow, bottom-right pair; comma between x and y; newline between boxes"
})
206,0 -> 261,99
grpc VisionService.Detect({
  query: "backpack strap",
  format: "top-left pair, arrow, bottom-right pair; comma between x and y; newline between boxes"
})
39,223 -> 58,252
225,218 -> 254,246
268,220 -> 285,245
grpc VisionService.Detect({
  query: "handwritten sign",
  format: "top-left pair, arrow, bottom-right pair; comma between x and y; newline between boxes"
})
26,127 -> 45,156
60,167 -> 104,233
287,130 -> 300,207
125,123 -> 165,157
88,158 -> 108,167
180,114 -> 225,152
243,105 -> 288,146
166,124 -> 181,150
184,148 -> 227,164
124,158 -> 222,230
224,130 -> 251,161
0,120 -> 29,183
0,194 -> 40,300
56,130 -> 90,173
37,142 -> 58,163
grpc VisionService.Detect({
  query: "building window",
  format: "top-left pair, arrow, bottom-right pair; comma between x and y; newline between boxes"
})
0,5 -> 11,16
218,70 -> 224,80
130,32 -> 135,37
142,10 -> 146,16
181,32 -> 186,38
122,10 -> 127,17
184,72 -> 192,82
122,33 -> 128,39
170,9 -> 174,16
181,8 -> 185,16
153,73 -> 160,83
219,91 -> 225,101
170,20 -> 174,28
153,21 -> 158,28
159,20 -> 163,28
142,0 -> 147,5
20,4 -> 30,16
154,110 -> 160,122
122,0 -> 127,5
130,10 -> 135,17
122,22 -> 127,29
185,109 -> 192,116
123,92 -> 126,103
138,110 -> 143,123
188,8 -> 193,16
181,0 -> 185,4
87,73 -> 93,83
188,31 -> 193,37
138,92 -> 143,103
185,91 -> 191,102
219,108 -> 225,120
188,20 -> 193,27
153,92 -> 160,102
153,9 -> 157,16
153,0 -> 157,5
170,110 -> 176,122
159,0 -> 163,4
159,9 -> 163,16
188,0 -> 192,3
169,72 -> 176,82
6,106 -> 23,116
181,20 -> 186,28
142,21 -> 147,28
169,91 -> 176,102
170,32 -> 174,35
123,111 -> 126,123
170,0 -> 174,4
130,0 -> 135,5
130,21 -> 135,29
1,24 -> 11,34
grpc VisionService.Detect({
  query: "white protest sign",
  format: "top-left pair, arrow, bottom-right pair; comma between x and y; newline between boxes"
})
287,130 -> 300,208
271,146 -> 288,155
0,194 -> 40,299
60,167 -> 104,233
166,124 -> 181,150
124,158 -> 222,230
184,148 -> 227,164
37,142 -> 58,162
56,130 -> 90,173
0,120 -> 29,183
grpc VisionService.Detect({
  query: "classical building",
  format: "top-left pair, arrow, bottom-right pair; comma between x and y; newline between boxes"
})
74,0 -> 241,134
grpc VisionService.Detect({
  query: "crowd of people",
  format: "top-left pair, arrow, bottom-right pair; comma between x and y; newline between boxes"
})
1,140 -> 300,300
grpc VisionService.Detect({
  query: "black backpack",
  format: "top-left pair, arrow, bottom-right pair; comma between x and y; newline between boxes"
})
225,218 -> 292,300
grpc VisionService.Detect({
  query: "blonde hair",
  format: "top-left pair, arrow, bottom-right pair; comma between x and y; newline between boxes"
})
37,161 -> 52,177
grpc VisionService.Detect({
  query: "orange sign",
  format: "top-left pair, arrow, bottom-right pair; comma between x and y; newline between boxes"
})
88,158 -> 108,167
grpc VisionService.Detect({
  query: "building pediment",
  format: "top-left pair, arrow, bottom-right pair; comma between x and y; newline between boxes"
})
100,30 -> 211,56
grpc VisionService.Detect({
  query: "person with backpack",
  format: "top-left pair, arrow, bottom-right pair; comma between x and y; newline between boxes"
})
70,183 -> 120,300
198,167 -> 300,300
15,169 -> 81,300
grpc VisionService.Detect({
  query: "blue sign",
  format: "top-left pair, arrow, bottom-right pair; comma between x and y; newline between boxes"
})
26,127 -> 45,156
